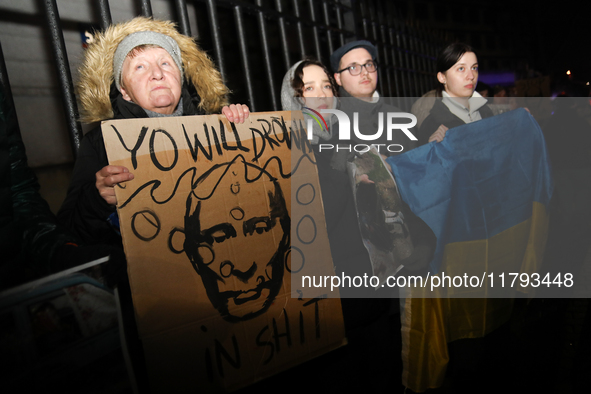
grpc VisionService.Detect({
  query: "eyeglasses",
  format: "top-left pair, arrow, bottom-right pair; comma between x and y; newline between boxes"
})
337,61 -> 378,76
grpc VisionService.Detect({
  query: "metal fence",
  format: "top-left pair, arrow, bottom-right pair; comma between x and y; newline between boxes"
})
12,0 -> 446,158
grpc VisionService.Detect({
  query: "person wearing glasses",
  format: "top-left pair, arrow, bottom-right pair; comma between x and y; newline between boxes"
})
330,40 -> 418,152
332,41 -> 379,100
313,42 -> 434,335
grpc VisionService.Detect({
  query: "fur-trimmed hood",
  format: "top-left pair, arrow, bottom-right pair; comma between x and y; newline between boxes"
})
77,17 -> 229,123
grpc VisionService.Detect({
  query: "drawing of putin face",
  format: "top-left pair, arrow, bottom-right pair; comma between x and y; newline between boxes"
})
179,160 -> 290,323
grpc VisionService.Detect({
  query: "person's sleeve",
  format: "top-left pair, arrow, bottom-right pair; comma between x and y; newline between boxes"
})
1,86 -> 83,276
57,132 -> 118,245
417,115 -> 436,146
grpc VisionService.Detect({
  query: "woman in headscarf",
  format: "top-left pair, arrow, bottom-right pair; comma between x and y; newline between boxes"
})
58,17 -> 249,246
282,58 -> 387,330
281,58 -> 338,143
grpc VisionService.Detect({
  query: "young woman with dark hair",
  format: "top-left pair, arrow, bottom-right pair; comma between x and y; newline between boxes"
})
290,58 -> 339,99
280,58 -> 339,144
418,43 -> 493,145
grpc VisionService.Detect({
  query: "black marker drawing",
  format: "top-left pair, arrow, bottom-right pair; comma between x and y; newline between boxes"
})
149,128 -> 178,171
296,215 -> 317,245
286,246 -> 305,274
295,183 -> 315,206
118,154 -> 291,209
167,156 -> 291,323
230,207 -> 245,221
101,112 -> 347,390
131,209 -> 161,241
110,124 -> 148,170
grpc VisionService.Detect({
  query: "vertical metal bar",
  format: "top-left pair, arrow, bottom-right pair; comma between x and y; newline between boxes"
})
41,0 -> 82,156
0,43 -> 11,95
380,24 -> 392,97
419,31 -> 429,94
406,28 -> 416,96
255,0 -> 278,110
373,2 -> 393,97
409,28 -> 419,97
385,3 -> 401,99
375,42 -> 388,95
387,23 -> 401,98
292,0 -> 306,57
359,0 -> 369,38
416,28 -> 425,94
322,1 -> 334,55
405,28 -> 414,98
368,1 -> 384,95
428,39 -> 437,90
393,21 -> 407,98
394,20 -> 404,97
369,1 -> 379,42
174,0 -> 191,36
400,23 -> 413,107
335,1 -> 345,48
96,0 -> 112,31
0,43 -> 17,121
414,28 -> 421,94
396,21 -> 410,97
206,0 -> 226,81
274,0 -> 291,71
348,0 -> 362,40
233,6 -> 256,111
307,0 -> 322,61
140,0 -> 153,17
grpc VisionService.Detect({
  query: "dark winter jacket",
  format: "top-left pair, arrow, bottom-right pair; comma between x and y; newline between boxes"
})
0,85 -> 80,288
57,85 -> 205,246
57,17 -> 229,246
418,98 -> 494,146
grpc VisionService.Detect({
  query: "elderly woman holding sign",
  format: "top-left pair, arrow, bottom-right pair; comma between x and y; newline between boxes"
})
58,17 -> 249,246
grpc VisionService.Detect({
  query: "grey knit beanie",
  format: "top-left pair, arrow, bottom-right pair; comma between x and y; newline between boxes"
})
113,31 -> 184,92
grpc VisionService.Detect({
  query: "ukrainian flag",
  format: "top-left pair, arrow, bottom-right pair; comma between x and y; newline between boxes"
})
386,108 -> 553,391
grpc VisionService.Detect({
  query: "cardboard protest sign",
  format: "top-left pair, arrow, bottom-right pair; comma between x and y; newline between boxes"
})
347,146 -> 410,285
102,111 -> 345,392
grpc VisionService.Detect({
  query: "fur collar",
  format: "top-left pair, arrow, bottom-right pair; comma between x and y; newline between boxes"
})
76,17 -> 229,123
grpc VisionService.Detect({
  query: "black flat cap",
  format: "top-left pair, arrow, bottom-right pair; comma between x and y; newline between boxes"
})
330,40 -> 378,72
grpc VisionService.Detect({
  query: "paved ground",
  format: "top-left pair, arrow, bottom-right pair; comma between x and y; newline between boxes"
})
12,295 -> 589,394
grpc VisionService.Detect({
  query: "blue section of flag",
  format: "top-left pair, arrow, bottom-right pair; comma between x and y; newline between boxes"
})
386,108 -> 553,273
